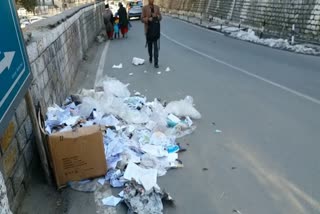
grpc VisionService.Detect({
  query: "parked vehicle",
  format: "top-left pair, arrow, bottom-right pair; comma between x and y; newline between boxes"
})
29,16 -> 44,24
126,0 -> 142,19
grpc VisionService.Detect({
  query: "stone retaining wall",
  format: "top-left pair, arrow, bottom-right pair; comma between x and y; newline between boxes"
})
0,2 -> 104,212
157,0 -> 320,43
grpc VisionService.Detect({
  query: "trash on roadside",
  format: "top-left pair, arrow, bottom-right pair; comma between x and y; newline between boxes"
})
165,96 -> 201,119
123,180 -> 174,214
129,73 -> 134,76
102,196 -> 122,206
215,129 -> 222,133
43,125 -> 107,188
43,77 -> 201,212
157,71 -> 161,75
165,67 -> 171,72
112,63 -> 123,69
132,57 -> 145,65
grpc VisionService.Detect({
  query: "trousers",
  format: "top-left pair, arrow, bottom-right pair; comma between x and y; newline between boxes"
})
147,39 -> 159,64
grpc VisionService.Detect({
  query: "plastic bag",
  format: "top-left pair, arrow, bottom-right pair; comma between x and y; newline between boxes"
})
103,79 -> 130,98
165,96 -> 201,119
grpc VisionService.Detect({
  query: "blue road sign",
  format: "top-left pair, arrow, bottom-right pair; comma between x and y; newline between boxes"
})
0,0 -> 32,134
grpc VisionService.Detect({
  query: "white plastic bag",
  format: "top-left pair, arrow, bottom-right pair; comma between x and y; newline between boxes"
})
103,79 -> 130,98
165,96 -> 201,119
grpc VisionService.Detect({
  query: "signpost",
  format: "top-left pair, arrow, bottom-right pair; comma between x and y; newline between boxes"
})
0,0 -> 32,135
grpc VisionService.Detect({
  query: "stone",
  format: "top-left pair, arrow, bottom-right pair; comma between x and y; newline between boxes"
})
0,173 -> 12,214
0,119 -> 17,154
15,99 -> 28,127
10,183 -> 26,213
34,55 -> 45,75
11,157 -> 27,194
5,179 -> 14,205
16,126 -> 27,152
23,141 -> 34,168
2,139 -> 19,177
24,116 -> 33,140
43,68 -> 49,86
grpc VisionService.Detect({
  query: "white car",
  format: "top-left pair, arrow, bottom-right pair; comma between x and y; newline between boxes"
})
29,16 -> 44,24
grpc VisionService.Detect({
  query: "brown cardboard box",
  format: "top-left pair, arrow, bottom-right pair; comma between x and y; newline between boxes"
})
48,125 -> 107,188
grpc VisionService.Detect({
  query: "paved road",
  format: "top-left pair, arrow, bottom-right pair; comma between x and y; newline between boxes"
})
88,17 -> 320,214
20,16 -> 320,214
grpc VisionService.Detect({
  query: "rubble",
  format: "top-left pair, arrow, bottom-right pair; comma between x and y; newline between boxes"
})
44,77 -> 201,213
230,29 -> 320,55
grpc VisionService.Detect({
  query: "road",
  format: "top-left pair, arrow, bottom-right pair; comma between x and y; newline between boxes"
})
19,16 -> 320,214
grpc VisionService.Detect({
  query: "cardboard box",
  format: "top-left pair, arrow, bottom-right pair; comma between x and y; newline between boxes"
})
48,125 -> 107,188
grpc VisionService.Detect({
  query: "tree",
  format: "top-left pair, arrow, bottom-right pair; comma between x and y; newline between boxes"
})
19,0 -> 37,12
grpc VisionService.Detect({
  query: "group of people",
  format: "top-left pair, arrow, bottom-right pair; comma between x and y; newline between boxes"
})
103,3 -> 129,39
103,0 -> 162,68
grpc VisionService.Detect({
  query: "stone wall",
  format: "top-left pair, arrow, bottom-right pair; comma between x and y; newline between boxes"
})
157,0 -> 320,43
0,2 -> 104,213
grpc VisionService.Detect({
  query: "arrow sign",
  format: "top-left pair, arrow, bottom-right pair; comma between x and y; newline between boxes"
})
0,51 -> 15,74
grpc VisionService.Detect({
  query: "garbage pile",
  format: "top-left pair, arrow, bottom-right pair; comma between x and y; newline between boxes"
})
45,77 -> 201,213
230,29 -> 320,55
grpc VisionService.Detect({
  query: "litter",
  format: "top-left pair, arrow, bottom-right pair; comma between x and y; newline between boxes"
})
215,129 -> 222,133
165,96 -> 201,119
98,178 -> 105,185
102,196 -> 122,206
157,71 -> 161,75
44,77 -> 201,213
129,73 -> 134,76
144,70 -> 147,73
123,162 -> 158,191
165,67 -> 171,72
132,57 -> 145,65
112,63 -> 123,69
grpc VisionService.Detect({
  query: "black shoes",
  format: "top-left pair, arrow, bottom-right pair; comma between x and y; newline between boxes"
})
154,63 -> 159,68
149,57 -> 152,63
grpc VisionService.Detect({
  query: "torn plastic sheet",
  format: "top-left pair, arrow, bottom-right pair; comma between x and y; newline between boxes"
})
165,96 -> 201,119
112,63 -> 123,69
105,169 -> 125,188
132,57 -> 145,65
123,162 -> 158,191
102,196 -> 122,206
123,181 -> 174,214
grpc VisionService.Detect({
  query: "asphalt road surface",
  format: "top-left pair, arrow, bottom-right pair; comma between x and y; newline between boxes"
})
20,16 -> 320,214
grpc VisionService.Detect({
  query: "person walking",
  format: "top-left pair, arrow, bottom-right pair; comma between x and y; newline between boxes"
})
142,0 -> 162,68
103,4 -> 114,40
117,2 -> 129,38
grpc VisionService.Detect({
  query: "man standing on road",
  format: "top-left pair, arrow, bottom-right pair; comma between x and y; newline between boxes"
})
142,0 -> 162,68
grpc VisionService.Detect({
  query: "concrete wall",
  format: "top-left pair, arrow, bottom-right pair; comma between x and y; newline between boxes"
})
157,0 -> 320,43
0,2 -> 104,213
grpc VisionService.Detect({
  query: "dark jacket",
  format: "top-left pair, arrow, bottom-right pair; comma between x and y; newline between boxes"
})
118,6 -> 128,27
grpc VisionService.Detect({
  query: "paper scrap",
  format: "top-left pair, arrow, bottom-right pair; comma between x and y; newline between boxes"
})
112,63 -> 123,69
132,57 -> 145,65
165,67 -> 171,72
102,196 -> 122,206
157,72 -> 161,75
118,190 -> 124,198
141,144 -> 168,157
123,162 -> 158,191
215,129 -> 222,133
98,178 -> 105,185
129,73 -> 134,76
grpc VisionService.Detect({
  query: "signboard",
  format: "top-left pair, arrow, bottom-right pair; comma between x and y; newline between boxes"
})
0,0 -> 32,135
